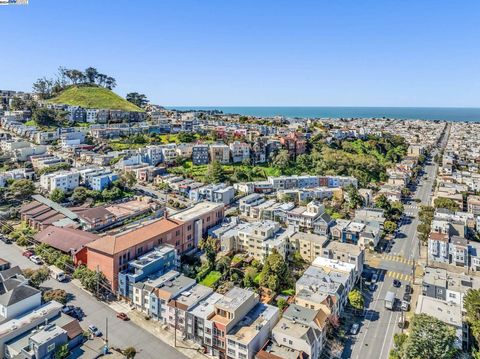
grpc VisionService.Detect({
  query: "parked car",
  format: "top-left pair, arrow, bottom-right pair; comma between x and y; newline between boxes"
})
22,250 -> 34,258
369,283 -> 376,292
350,323 -> 360,335
116,312 -> 129,321
403,293 -> 411,302
0,236 -> 12,244
29,255 -> 43,265
62,305 -> 75,315
88,325 -> 102,337
393,279 -> 401,288
371,273 -> 378,283
401,301 -> 410,311
72,307 -> 85,320
405,284 -> 412,294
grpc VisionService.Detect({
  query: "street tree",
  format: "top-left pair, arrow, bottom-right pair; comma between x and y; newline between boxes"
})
384,221 -> 398,234
348,289 -> 364,311
396,314 -> 459,359
123,347 -> 137,359
464,289 -> 480,346
24,267 -> 50,288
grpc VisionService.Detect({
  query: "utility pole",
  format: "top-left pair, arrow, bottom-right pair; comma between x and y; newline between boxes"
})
96,265 -> 100,299
105,317 -> 109,354
401,309 -> 404,334
174,301 -> 177,347
411,259 -> 415,285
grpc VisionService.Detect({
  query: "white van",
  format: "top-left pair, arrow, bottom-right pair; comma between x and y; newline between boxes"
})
49,265 -> 66,282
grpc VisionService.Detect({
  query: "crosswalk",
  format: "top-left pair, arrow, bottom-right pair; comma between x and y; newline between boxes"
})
383,254 -> 415,266
386,271 -> 411,281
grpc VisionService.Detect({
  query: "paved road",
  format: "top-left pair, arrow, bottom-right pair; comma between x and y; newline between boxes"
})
347,123 -> 450,359
0,241 -> 188,359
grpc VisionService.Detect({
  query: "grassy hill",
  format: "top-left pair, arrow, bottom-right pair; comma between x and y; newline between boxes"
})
48,86 -> 144,112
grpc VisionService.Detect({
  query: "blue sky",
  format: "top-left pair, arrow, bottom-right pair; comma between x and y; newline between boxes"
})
1,0 -> 480,107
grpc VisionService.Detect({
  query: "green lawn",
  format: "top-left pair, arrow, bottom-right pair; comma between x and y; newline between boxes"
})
48,86 -> 144,112
200,271 -> 222,288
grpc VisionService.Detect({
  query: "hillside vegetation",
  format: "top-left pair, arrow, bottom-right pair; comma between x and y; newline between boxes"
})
48,86 -> 143,112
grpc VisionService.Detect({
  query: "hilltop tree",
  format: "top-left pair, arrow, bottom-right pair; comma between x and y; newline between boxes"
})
126,92 -> 149,108
84,67 -> 99,84
32,77 -> 54,99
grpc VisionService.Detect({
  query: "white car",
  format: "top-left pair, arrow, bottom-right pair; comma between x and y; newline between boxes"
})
350,323 -> 360,335
29,255 -> 43,265
88,325 -> 102,337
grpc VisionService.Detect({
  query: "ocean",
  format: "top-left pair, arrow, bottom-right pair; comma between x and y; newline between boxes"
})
166,106 -> 480,122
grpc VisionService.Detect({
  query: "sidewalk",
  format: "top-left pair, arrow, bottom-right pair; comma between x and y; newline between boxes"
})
107,302 -> 211,359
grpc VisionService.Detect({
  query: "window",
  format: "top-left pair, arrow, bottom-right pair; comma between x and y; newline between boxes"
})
176,230 -> 181,236
47,343 -> 56,352
188,225 -> 192,231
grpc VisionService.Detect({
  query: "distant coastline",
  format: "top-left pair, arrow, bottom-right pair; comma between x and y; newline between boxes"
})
166,106 -> 480,122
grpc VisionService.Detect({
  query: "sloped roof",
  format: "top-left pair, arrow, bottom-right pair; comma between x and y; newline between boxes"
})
34,226 -> 99,253
86,217 -> 183,255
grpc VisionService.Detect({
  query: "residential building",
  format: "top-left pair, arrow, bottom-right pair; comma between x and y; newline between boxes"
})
287,232 -> 329,263
192,144 -> 210,165
189,183 -> 235,205
225,303 -> 279,359
118,245 -> 178,299
39,170 -> 80,193
210,143 -> 230,164
230,141 -> 250,163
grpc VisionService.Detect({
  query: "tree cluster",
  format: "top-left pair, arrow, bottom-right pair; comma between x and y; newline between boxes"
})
389,314 -> 458,359
24,266 -> 50,288
417,206 -> 435,244
35,243 -> 73,270
73,265 -> 108,294
259,249 -> 292,292
126,92 -> 149,108
33,66 -> 116,100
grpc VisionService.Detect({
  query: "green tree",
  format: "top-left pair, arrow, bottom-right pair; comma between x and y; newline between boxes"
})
434,198 -> 460,212
277,298 -> 288,311
384,221 -> 398,234
346,184 -> 364,209
396,314 -> 459,359
198,236 -> 219,270
24,267 -> 50,288
123,347 -> 137,359
177,132 -> 196,143
348,289 -> 365,311
259,249 -> 290,292
216,256 -> 231,273
375,194 -> 391,212
73,265 -> 108,294
126,92 -> 149,108
49,188 -> 66,203
464,289 -> 480,346
389,333 -> 408,359
54,344 -> 69,359
243,267 -> 258,288
32,107 -> 57,126
72,186 -> 89,202
204,161 -> 226,184
272,150 -> 291,174
84,67 -> 99,84
8,179 -> 35,200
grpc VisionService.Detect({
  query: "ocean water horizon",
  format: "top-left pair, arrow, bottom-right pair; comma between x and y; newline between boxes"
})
166,106 -> 480,122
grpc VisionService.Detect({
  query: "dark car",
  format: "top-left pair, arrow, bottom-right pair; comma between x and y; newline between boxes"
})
62,305 -> 75,315
116,312 -> 129,321
71,307 -> 85,320
405,284 -> 413,294
393,279 -> 401,288
403,293 -> 412,302
0,236 -> 12,244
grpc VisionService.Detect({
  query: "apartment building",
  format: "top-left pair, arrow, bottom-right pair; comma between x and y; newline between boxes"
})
230,141 -> 250,163
189,183 -> 235,205
117,245 -> 178,299
226,303 -> 279,359
192,144 -> 210,165
209,288 -> 259,357
286,201 -> 326,230
210,143 -> 230,164
39,170 -> 80,193
287,232 -> 329,263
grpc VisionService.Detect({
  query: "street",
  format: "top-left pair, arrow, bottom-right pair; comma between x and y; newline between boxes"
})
346,123 -> 450,359
0,241 -> 188,359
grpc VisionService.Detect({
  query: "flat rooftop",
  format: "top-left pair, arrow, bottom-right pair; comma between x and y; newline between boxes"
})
227,303 -> 278,344
215,287 -> 255,312
170,201 -> 223,222
415,295 -> 462,327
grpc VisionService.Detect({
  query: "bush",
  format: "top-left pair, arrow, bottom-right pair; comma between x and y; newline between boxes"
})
43,289 -> 68,304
